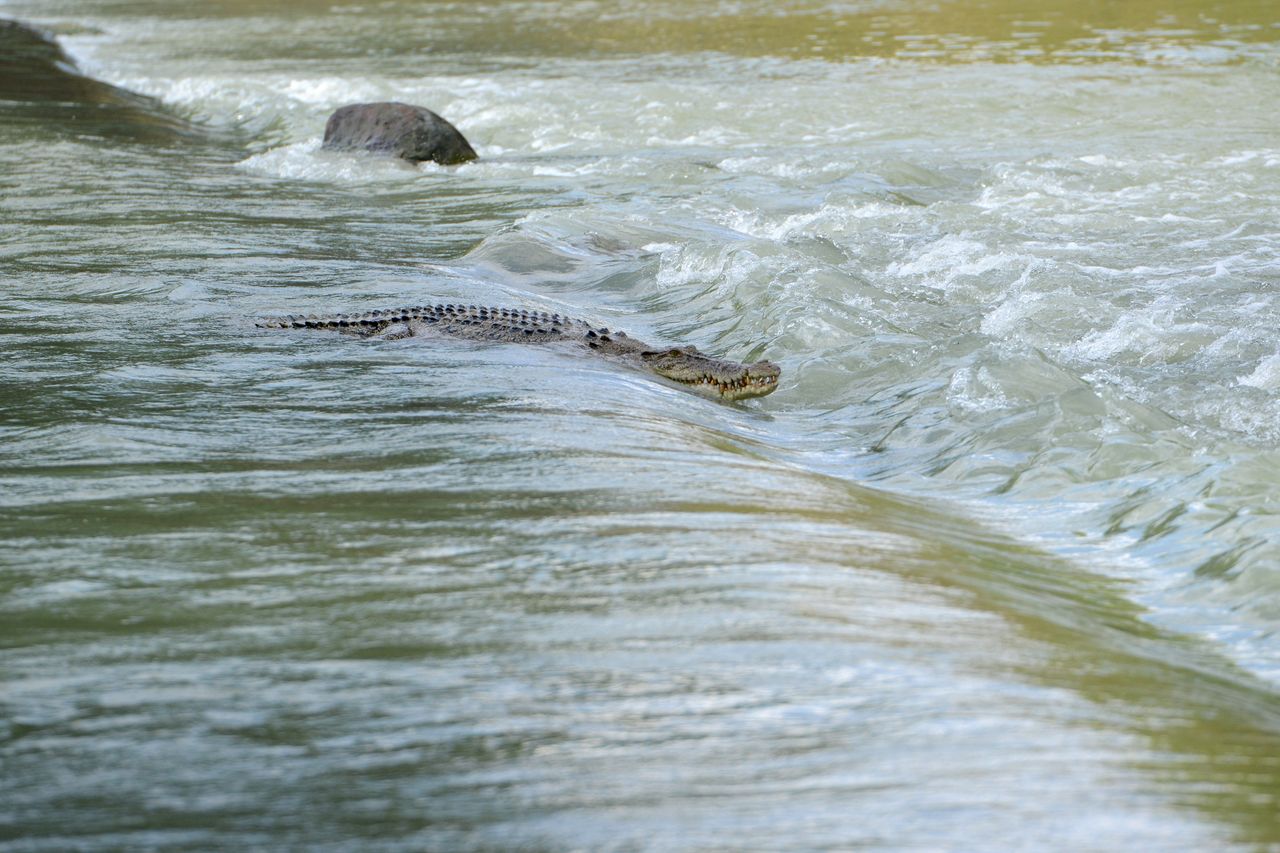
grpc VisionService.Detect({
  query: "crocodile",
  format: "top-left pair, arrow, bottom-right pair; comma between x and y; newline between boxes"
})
258,303 -> 781,401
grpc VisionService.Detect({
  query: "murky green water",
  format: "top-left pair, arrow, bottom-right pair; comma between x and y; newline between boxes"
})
2,1 -> 1279,849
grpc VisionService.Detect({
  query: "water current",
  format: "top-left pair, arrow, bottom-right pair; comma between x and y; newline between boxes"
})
2,0 -> 1279,849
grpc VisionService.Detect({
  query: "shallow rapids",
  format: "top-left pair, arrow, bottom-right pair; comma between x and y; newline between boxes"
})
2,0 -> 1279,849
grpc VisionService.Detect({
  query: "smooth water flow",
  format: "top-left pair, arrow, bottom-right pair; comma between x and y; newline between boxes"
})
2,1 -> 1279,849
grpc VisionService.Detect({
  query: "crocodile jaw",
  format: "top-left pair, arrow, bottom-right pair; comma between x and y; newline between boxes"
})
641,348 -> 781,400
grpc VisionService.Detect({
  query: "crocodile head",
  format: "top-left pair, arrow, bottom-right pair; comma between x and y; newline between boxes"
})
641,347 -> 781,401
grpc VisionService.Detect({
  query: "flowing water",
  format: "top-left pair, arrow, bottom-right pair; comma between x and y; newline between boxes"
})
2,0 -> 1279,849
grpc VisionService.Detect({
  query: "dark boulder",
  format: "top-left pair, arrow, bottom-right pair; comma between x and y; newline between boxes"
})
321,102 -> 477,166
0,18 -> 201,143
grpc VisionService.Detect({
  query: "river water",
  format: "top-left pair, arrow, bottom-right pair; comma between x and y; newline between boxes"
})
2,1 -> 1278,849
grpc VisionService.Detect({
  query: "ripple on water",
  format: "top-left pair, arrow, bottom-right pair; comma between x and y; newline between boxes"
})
2,2 -> 1280,848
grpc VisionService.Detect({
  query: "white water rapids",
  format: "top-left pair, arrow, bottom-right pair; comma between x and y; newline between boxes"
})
2,0 -> 1279,849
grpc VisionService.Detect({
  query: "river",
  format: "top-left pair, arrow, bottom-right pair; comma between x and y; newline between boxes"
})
2,0 -> 1278,849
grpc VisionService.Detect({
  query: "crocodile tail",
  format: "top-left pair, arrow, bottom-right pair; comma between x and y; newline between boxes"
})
256,306 -> 436,330
257,304 -> 580,332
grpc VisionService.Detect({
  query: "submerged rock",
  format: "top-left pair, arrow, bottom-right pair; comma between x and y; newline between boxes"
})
321,102 -> 477,166
0,17 -> 202,143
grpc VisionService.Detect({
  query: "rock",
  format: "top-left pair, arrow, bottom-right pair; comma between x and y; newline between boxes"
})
0,18 -> 200,143
321,102 -> 477,166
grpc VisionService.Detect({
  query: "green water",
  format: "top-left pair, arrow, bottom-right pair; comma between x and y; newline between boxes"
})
2,1 -> 1279,849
